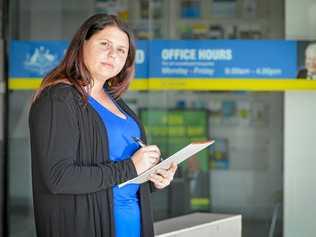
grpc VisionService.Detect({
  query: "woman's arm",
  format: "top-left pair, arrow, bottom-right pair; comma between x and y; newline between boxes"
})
29,92 -> 138,195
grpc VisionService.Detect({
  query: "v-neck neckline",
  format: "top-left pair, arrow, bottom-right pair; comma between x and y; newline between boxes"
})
88,94 -> 128,121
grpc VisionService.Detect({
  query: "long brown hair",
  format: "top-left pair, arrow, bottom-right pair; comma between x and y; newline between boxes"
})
33,14 -> 136,103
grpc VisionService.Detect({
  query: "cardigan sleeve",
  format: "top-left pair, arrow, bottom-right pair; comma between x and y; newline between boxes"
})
29,91 -> 138,195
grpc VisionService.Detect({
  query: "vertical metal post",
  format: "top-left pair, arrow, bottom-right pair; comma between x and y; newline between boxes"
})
1,0 -> 10,235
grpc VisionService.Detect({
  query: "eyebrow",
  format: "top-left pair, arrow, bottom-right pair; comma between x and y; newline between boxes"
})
100,38 -> 128,49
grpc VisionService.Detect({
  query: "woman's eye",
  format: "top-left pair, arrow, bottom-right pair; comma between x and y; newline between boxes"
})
118,49 -> 125,54
101,42 -> 109,47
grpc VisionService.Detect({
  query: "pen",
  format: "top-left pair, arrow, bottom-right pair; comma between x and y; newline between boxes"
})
132,136 -> 146,148
132,136 -> 163,162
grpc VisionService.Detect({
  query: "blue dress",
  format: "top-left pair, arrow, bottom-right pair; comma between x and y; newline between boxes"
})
88,94 -> 141,237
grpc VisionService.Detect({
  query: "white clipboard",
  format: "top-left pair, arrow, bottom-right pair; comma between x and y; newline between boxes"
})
118,140 -> 215,188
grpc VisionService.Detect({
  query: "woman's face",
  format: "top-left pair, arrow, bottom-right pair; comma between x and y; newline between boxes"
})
83,25 -> 129,82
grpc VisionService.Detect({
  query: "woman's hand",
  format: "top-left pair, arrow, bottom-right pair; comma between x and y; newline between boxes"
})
132,145 -> 161,175
149,162 -> 178,189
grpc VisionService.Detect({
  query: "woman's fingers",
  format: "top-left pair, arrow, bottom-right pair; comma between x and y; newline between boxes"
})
149,173 -> 163,182
155,168 -> 172,179
149,163 -> 178,189
146,156 -> 159,165
143,150 -> 161,164
142,145 -> 161,156
156,163 -> 178,177
149,173 -> 169,186
169,162 -> 178,173
144,151 -> 160,158
131,145 -> 161,174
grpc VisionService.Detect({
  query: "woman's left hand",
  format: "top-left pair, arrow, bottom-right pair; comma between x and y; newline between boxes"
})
149,162 -> 178,189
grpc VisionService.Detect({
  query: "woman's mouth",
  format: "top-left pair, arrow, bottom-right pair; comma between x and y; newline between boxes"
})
101,62 -> 114,68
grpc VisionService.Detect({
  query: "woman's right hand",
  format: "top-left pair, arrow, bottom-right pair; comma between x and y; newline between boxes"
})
131,145 -> 161,174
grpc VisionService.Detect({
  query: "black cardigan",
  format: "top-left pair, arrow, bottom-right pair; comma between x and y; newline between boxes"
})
29,84 -> 154,237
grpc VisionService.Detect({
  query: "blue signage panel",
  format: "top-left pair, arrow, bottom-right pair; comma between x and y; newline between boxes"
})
149,40 -> 297,79
9,40 -> 68,78
135,40 -> 148,79
10,40 -> 148,79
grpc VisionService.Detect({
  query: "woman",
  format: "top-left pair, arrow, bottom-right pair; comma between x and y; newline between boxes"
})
29,14 -> 177,237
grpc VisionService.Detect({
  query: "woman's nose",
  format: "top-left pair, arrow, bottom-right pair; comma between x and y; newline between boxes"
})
107,47 -> 116,59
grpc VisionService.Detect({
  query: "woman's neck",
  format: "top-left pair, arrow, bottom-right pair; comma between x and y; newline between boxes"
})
90,79 -> 107,97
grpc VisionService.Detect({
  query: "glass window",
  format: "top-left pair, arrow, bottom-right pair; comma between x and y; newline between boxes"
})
124,90 -> 284,237
7,1 -> 284,236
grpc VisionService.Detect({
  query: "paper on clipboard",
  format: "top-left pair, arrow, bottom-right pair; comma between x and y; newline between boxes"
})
118,140 -> 214,188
